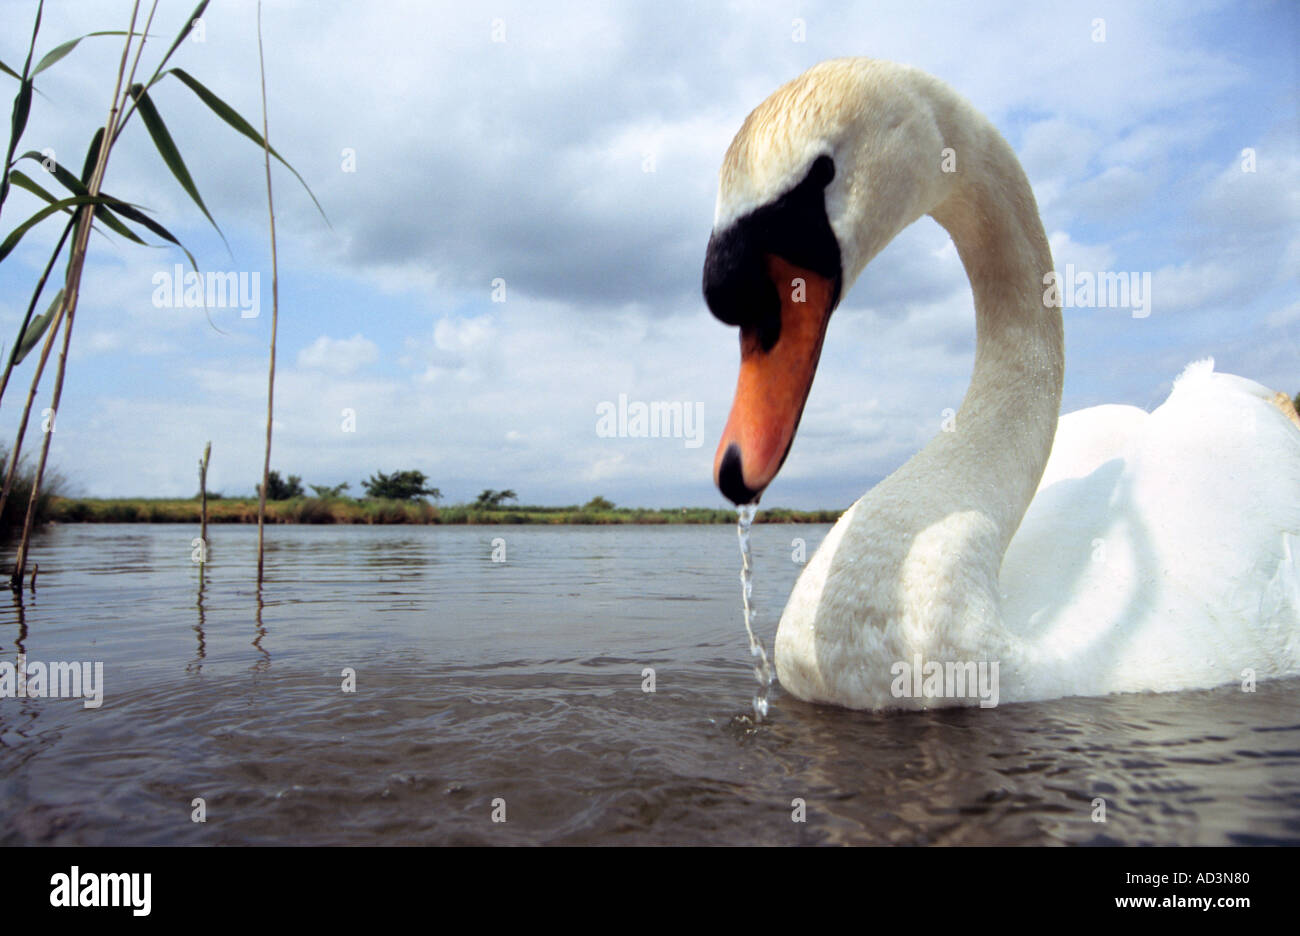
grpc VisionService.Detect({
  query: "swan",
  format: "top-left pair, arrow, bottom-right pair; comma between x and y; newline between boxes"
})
703,58 -> 1300,710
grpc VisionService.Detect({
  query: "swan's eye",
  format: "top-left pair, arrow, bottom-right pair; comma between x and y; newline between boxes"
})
703,155 -> 842,351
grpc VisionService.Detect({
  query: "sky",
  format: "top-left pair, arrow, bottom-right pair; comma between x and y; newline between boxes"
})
0,0 -> 1296,509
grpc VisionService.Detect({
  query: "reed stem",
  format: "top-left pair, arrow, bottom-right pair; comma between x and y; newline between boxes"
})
254,1 -> 279,589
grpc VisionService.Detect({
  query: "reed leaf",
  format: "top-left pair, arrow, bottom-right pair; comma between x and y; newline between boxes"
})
7,167 -> 146,245
127,83 -> 225,247
31,31 -> 133,77
9,80 -> 33,161
6,168 -> 63,206
162,68 -> 330,226
14,151 -> 152,246
79,125 -> 104,183
96,194 -> 198,272
13,288 -> 61,365
0,2 -> 42,222
18,148 -> 94,198
27,159 -> 202,276
111,1 -> 209,148
0,194 -> 113,263
151,0 -> 210,84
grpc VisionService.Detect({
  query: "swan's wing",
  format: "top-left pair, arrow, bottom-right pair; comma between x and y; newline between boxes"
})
1035,403 -> 1148,489
1000,361 -> 1300,697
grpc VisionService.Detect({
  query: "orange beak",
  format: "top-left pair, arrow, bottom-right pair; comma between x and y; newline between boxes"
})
714,255 -> 836,504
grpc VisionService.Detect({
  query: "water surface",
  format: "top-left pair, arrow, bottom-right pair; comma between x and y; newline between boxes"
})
1,523 -> 1297,845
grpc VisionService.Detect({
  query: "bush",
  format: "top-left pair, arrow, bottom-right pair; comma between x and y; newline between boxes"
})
258,470 -> 304,500
362,470 -> 440,501
474,489 -> 517,508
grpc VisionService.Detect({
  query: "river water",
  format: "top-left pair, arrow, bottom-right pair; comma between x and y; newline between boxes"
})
1,523 -> 1296,845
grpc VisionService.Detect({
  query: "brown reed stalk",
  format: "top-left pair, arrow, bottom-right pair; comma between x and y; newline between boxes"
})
254,1 -> 279,589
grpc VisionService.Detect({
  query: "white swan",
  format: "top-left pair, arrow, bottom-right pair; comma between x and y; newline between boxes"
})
702,58 -> 1300,710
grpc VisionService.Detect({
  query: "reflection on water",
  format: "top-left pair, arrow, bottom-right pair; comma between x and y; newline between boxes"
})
0,523 -> 1297,845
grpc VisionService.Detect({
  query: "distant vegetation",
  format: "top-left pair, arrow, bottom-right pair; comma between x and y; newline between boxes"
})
46,495 -> 842,526
43,464 -> 845,526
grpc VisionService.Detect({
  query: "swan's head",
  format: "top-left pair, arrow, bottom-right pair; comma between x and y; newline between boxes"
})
704,58 -> 961,503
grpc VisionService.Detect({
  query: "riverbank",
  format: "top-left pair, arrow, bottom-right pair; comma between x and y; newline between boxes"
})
46,497 -> 843,525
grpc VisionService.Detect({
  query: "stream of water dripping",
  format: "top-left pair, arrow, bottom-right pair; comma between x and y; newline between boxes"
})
737,504 -> 773,720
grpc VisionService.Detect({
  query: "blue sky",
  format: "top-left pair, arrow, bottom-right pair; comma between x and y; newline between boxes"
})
0,0 -> 1296,509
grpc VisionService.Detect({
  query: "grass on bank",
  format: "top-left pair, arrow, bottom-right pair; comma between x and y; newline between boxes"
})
46,497 -> 843,525
0,445 -> 65,538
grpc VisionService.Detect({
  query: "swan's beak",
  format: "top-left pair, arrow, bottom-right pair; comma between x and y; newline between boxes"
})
714,256 -> 836,504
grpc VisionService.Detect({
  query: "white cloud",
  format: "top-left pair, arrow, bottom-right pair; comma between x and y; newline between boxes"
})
296,334 -> 379,375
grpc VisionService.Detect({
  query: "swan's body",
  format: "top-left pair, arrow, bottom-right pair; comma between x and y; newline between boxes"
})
778,358 -> 1300,708
703,58 -> 1300,709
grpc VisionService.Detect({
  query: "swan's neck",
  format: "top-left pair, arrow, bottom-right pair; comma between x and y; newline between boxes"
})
772,64 -> 1069,703
925,137 -> 1063,557
848,120 -> 1063,638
